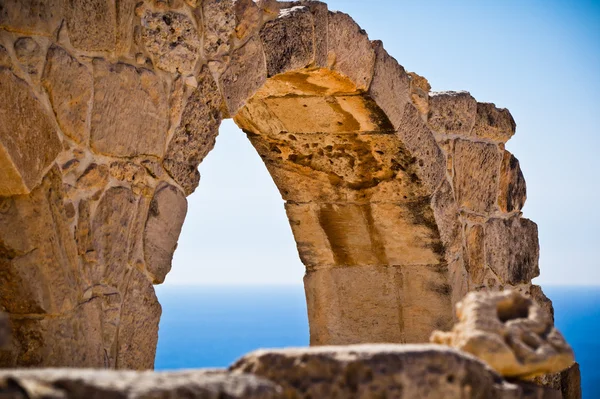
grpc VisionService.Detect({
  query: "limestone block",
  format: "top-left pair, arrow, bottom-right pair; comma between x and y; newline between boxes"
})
0,68 -> 61,196
0,0 -> 63,36
0,45 -> 10,68
327,11 -> 375,90
0,369 -> 281,398
368,41 -> 411,129
484,217 -> 540,285
453,139 -> 502,214
141,11 -> 201,74
144,183 -> 188,284
91,187 -> 138,290
472,102 -> 516,143
396,103 -> 446,194
428,91 -> 477,135
164,67 -> 223,195
202,0 -> 236,58
533,363 -> 582,399
499,150 -> 527,213
408,71 -> 431,116
234,0 -> 262,44
285,202 -> 442,268
116,0 -> 138,54
64,0 -> 117,52
42,45 -> 93,144
0,167 -> 79,315
90,59 -> 168,157
529,284 -> 554,321
220,36 -> 267,115
464,224 -> 486,286
260,6 -> 315,77
431,178 -> 461,252
231,344 -> 553,398
76,163 -> 109,190
13,37 -> 44,78
305,265 -> 451,345
431,290 -> 575,379
116,268 -> 161,370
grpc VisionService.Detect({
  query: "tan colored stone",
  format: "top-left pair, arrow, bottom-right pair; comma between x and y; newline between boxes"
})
0,68 -> 61,196
116,268 -> 161,370
529,285 -> 554,322
64,0 -> 117,52
260,6 -> 315,77
453,139 -> 502,213
484,217 -> 540,285
141,11 -> 201,74
251,68 -> 357,99
473,102 -> 516,143
327,11 -> 374,90
144,183 -> 187,284
232,344 -> 554,398
431,178 -> 461,252
0,0 -> 63,36
13,37 -> 44,78
164,67 -> 223,194
76,162 -> 109,189
234,0 -> 262,44
116,0 -> 138,55
428,91 -> 477,135
0,45 -> 11,68
368,41 -> 411,129
42,45 -> 93,144
0,313 -> 8,349
286,202 -> 443,268
202,0 -> 236,58
221,36 -> 267,115
431,290 -> 575,379
499,150 -> 527,213
90,59 -> 168,157
464,224 -> 486,286
408,71 -> 431,116
533,363 -> 582,399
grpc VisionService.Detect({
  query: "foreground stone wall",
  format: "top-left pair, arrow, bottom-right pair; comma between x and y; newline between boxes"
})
0,0 -> 549,369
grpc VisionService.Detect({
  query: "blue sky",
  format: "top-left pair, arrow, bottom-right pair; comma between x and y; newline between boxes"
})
163,1 -> 600,286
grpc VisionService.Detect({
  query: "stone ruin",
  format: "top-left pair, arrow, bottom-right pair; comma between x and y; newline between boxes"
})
0,0 -> 581,397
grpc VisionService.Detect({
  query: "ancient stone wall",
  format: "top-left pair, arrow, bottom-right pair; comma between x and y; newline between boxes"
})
0,0 -> 548,368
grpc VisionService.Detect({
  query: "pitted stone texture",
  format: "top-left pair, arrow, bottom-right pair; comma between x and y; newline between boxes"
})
221,36 -> 267,115
453,139 -> 502,214
13,37 -> 44,78
64,0 -> 117,52
484,217 -> 540,285
232,344 -> 557,399
0,0 -> 63,36
431,179 -> 461,253
464,224 -> 486,286
499,150 -> 527,213
202,0 -> 236,58
408,72 -> 431,116
369,41 -> 411,129
42,45 -> 93,144
305,266 -> 452,345
0,68 -> 61,196
91,59 -> 168,158
431,290 -> 574,379
0,369 -> 281,398
234,0 -> 262,43
428,91 -> 477,135
473,102 -> 516,143
141,11 -> 201,74
260,6 -> 315,77
144,183 -> 187,284
327,11 -> 374,90
533,363 -> 582,399
164,67 -> 223,195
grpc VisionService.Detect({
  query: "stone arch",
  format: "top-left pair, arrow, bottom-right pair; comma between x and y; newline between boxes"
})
0,0 -> 546,369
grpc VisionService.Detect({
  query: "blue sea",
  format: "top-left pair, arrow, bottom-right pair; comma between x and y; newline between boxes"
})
154,285 -> 599,398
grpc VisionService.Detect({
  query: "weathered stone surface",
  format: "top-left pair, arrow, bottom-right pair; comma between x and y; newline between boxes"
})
260,6 -> 314,77
533,363 -> 582,399
0,313 -> 9,349
464,224 -> 486,286
76,162 -> 109,190
368,41 -> 411,129
202,0 -> 236,58
91,59 -> 168,157
0,167 -> 79,315
13,37 -> 44,78
221,36 -> 267,115
453,139 -> 502,213
529,284 -> 554,321
431,290 -> 575,379
408,71 -> 431,116
473,102 -> 516,143
431,178 -> 461,252
428,91 -> 477,135
116,268 -> 161,370
234,0 -> 262,44
0,369 -> 281,398
232,344 -> 556,398
327,11 -> 374,90
165,67 -> 223,194
499,150 -> 527,213
116,0 -> 138,54
42,45 -> 93,144
64,0 -> 117,52
0,68 -> 61,196
0,0 -> 62,36
144,183 -> 187,283
484,217 -> 540,285
141,11 -> 201,74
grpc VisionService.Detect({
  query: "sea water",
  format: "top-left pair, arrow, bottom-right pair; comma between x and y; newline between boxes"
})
155,285 -> 599,398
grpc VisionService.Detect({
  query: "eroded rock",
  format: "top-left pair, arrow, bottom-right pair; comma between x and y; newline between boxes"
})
428,91 -> 477,135
64,0 -> 117,52
431,290 -> 574,379
498,150 -> 527,213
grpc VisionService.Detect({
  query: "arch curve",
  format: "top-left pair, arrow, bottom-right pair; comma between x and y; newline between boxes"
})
0,0 -> 542,368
